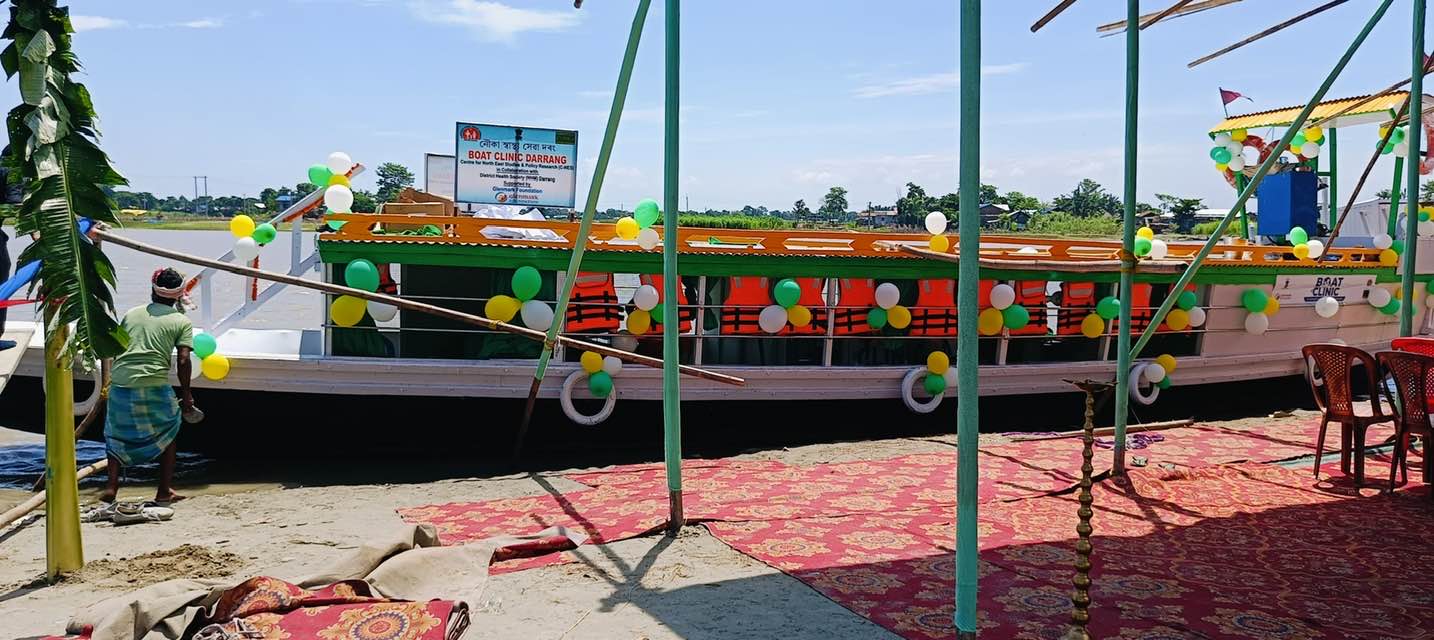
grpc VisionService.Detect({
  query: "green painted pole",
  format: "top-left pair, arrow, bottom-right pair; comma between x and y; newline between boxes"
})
44,325 -> 83,579
1130,0 -> 1393,362
662,0 -> 684,535
1235,172 -> 1252,239
954,0 -> 981,636
1389,156 -> 1405,238
1112,0 -> 1140,476
1328,127 -> 1339,230
1401,0 -> 1425,337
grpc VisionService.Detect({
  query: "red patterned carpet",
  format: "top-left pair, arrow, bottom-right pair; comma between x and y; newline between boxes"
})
398,417 -> 1434,638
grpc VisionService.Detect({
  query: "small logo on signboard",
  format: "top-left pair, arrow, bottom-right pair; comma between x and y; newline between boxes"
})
495,192 -> 509,203
461,126 -> 481,141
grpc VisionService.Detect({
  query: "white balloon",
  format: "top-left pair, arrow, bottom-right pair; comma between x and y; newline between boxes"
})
1306,239 -> 1325,259
1214,132 -> 1233,146
1016,246 -> 1040,255
1395,141 -> 1410,158
1301,142 -> 1322,158
1374,233 -> 1394,250
875,283 -> 901,310
1143,362 -> 1167,384
1369,288 -> 1393,308
989,284 -> 1016,310
1244,311 -> 1269,335
1226,155 -> 1246,171
1420,221 -> 1434,237
326,151 -> 354,175
368,301 -> 398,322
1148,239 -> 1169,260
612,334 -> 638,352
637,227 -> 660,251
1314,296 -> 1339,318
232,236 -> 260,262
1187,306 -> 1207,328
758,304 -> 788,334
633,284 -> 659,311
924,211 -> 948,235
1225,141 -> 1243,156
1328,337 -> 1348,346
1426,294 -> 1434,309
520,300 -> 554,331
324,185 -> 354,213
942,368 -> 958,389
602,355 -> 624,377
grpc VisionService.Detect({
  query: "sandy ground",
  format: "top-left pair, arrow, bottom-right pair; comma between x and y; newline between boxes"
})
0,431 -> 984,640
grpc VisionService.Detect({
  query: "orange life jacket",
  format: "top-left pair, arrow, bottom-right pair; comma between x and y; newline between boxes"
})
721,276 -> 769,334
641,274 -> 694,331
565,272 -> 621,333
831,278 -> 876,335
783,277 -> 829,335
1010,280 -> 1048,336
1056,282 -> 1097,335
1112,283 -> 1154,334
909,279 -> 957,336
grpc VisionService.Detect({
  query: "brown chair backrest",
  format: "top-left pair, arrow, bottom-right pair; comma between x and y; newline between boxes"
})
1377,350 -> 1434,432
1302,343 -> 1384,420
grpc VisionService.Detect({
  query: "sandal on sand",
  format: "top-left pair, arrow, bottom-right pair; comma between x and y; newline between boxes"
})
81,502 -> 119,523
110,501 -> 174,526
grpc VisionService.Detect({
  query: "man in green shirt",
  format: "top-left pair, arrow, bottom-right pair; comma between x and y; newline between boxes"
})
102,267 -> 195,504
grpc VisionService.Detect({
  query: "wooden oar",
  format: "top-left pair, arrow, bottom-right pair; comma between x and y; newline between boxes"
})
1097,0 -> 1240,35
92,228 -> 744,387
0,459 -> 108,530
1188,0 -> 1351,68
1140,0 -> 1200,30
1031,0 -> 1079,33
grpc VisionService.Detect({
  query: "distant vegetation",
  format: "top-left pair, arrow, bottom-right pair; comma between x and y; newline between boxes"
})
1025,212 -> 1122,236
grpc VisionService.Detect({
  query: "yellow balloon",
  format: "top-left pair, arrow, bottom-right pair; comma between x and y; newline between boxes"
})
929,235 -> 950,253
229,214 -> 256,238
927,351 -> 950,375
1165,308 -> 1190,331
1231,129 -> 1248,142
627,308 -> 652,335
330,295 -> 367,327
888,305 -> 912,329
1136,227 -> 1155,240
1395,287 -> 1404,300
200,354 -> 230,381
1305,126 -> 1323,143
484,294 -> 520,323
580,351 -> 604,374
1380,248 -> 1400,266
787,304 -> 813,327
1080,313 -> 1106,339
615,216 -> 640,241
1292,243 -> 1310,260
978,308 -> 1004,336
1155,353 -> 1178,374
327,174 -> 351,188
1215,163 -> 1228,172
1264,297 -> 1280,315
1422,206 -> 1434,218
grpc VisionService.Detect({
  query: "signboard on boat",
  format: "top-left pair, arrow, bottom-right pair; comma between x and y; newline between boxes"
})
1272,274 -> 1375,305
454,123 -> 578,208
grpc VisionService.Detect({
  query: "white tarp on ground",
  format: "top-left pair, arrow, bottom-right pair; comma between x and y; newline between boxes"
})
473,205 -> 563,242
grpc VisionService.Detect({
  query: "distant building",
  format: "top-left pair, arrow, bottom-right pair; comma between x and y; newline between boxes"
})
856,207 -> 898,227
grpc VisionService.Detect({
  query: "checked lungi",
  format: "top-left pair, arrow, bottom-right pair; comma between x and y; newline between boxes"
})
104,385 -> 182,468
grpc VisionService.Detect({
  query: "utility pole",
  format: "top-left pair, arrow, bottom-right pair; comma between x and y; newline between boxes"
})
192,176 -> 208,215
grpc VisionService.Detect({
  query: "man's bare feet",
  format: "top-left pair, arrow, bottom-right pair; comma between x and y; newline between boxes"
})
98,491 -> 116,503
154,491 -> 186,504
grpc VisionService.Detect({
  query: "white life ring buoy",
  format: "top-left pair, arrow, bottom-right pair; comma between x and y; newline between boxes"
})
901,367 -> 944,414
560,370 -> 617,426
41,362 -> 104,416
1128,365 -> 1159,406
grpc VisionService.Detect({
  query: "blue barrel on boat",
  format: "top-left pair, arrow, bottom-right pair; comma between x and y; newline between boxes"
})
1254,170 -> 1318,237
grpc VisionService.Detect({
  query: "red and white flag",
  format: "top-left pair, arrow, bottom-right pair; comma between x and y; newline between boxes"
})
1219,87 -> 1253,106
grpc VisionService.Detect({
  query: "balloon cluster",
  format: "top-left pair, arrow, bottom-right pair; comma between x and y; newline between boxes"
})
228,215 -> 277,263
758,278 -> 816,334
925,211 -> 950,252
313,152 -> 357,230
1080,290 -> 1205,338
624,281 -> 683,336
615,199 -> 663,251
1418,207 -> 1434,237
1368,287 -> 1402,316
1140,353 -> 1178,392
1380,125 -> 1411,157
192,332 -> 230,381
978,283 -> 1030,336
922,351 -> 958,396
1285,226 -> 1325,261
330,259 -> 398,326
1241,288 -> 1280,335
482,266 -> 554,331
579,351 -> 624,399
1208,129 -> 1251,173
867,282 -> 911,331
1133,226 -> 1169,260
1372,232 -> 1403,267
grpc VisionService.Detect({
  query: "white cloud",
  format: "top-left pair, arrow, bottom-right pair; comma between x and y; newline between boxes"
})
854,64 -> 1028,99
410,0 -> 580,43
71,15 -> 127,32
176,18 -> 224,29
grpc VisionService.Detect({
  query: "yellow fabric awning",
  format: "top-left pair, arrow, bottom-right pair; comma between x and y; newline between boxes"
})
1209,91 -> 1419,134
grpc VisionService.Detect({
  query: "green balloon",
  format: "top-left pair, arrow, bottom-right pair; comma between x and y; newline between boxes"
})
512,266 -> 542,301
1288,226 -> 1308,245
1241,288 -> 1268,313
345,259 -> 380,292
588,371 -> 613,398
866,307 -> 888,330
1211,147 -> 1233,164
1291,133 -> 1307,148
1393,127 -> 1408,143
1096,296 -> 1120,320
773,278 -> 801,308
193,333 -> 217,359
1134,237 -> 1153,257
1176,290 -> 1197,311
327,220 -> 347,231
1383,142 -> 1396,155
1002,304 -> 1030,330
1421,210 -> 1431,222
651,302 -> 666,324
1382,299 -> 1402,316
1157,377 -> 1171,390
1392,239 -> 1406,254
634,199 -> 661,228
252,223 -> 277,245
923,373 -> 947,396
1426,279 -> 1434,294
308,164 -> 333,188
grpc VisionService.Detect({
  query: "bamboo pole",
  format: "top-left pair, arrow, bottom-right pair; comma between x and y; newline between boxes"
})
513,0 -> 652,461
1140,0 -> 1200,30
1030,0 -> 1079,33
1389,156 -> 1406,238
1328,127 -> 1339,230
662,0 -> 685,537
44,324 -> 83,578
1129,0 -> 1395,364
1,460 -> 108,530
92,229 -> 744,387
1112,0 -> 1139,477
1097,0 -> 1239,34
1187,0 -> 1351,68
955,1 -> 981,636
1401,0 -> 1426,337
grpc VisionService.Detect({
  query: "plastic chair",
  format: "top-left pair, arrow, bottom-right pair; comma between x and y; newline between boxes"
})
1377,350 -> 1434,492
1391,336 -> 1434,356
1302,344 -> 1394,485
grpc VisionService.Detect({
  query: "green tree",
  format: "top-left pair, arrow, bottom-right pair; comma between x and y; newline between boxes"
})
352,189 -> 378,213
977,183 -> 1000,204
1156,193 -> 1206,233
1051,179 -> 1122,217
896,182 -> 933,226
1003,191 -> 1042,212
818,186 -> 848,222
375,162 -> 415,203
1421,180 -> 1434,203
1377,188 -> 1393,199
792,198 -> 813,220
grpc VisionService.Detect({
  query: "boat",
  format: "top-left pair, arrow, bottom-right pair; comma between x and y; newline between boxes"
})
4,93 -> 1433,426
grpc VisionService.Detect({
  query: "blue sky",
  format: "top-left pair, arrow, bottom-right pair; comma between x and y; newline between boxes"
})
10,0 -> 1430,211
